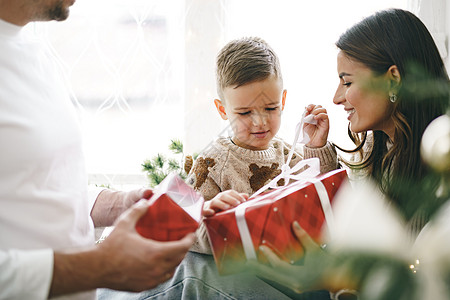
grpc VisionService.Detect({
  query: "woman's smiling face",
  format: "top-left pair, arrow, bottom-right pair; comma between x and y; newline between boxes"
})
333,51 -> 395,139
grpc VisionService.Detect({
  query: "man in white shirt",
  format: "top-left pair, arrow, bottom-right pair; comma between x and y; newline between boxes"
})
0,0 -> 195,299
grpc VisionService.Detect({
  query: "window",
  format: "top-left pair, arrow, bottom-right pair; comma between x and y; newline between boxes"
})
38,0 -> 407,189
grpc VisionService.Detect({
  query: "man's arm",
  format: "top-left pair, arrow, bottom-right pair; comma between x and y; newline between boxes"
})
0,249 -> 53,299
50,199 -> 195,297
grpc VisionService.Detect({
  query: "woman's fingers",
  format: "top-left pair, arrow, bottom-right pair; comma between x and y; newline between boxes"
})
247,260 -> 304,293
292,221 -> 320,252
259,245 -> 288,268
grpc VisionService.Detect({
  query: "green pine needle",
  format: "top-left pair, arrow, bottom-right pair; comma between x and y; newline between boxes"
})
149,171 -> 167,187
141,159 -> 155,172
168,158 -> 180,171
169,139 -> 183,154
153,153 -> 166,169
142,138 -> 194,187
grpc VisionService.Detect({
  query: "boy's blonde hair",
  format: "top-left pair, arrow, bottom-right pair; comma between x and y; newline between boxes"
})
216,37 -> 282,101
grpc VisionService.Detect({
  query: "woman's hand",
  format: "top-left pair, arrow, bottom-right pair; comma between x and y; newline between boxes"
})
247,221 -> 326,293
248,221 -> 358,295
303,104 -> 330,148
203,190 -> 248,217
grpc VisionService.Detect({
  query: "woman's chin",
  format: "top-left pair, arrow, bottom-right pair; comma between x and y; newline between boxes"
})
349,123 -> 365,134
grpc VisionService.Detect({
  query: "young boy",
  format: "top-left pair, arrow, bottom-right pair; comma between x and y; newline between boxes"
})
187,37 -> 338,253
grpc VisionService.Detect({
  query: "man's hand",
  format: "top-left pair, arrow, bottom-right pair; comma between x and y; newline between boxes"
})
50,199 -> 195,297
91,188 -> 153,227
96,199 -> 195,291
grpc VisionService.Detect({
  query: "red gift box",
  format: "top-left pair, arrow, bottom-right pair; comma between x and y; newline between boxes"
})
204,169 -> 348,275
136,172 -> 204,241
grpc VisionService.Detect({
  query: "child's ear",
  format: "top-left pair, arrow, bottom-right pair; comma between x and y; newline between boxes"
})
214,99 -> 228,120
281,89 -> 287,111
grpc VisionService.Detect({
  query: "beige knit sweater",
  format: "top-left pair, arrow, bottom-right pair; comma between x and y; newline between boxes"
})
187,136 -> 338,254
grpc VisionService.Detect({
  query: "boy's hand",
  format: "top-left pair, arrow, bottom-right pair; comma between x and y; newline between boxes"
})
303,104 -> 329,148
203,190 -> 249,217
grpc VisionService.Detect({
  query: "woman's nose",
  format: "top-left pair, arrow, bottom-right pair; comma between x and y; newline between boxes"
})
333,85 -> 345,105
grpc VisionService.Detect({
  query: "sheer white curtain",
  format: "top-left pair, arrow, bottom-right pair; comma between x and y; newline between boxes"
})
39,0 -> 186,189
410,0 -> 449,68
39,0 -> 411,189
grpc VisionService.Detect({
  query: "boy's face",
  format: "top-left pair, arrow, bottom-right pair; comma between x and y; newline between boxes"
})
215,75 -> 286,150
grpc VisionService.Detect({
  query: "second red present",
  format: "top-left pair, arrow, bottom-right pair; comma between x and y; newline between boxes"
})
204,169 -> 348,275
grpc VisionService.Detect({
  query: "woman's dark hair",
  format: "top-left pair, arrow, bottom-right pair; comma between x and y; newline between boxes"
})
335,9 -> 449,219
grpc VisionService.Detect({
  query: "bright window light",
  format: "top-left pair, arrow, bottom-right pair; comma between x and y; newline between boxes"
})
38,0 -> 407,188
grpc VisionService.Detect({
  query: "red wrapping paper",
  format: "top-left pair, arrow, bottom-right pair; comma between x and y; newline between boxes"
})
136,173 -> 204,241
204,169 -> 348,275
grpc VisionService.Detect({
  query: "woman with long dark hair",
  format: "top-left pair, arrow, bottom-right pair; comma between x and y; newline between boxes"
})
251,8 -> 450,299
333,8 -> 449,234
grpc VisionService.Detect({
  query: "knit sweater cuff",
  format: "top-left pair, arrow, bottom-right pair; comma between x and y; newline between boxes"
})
303,141 -> 338,173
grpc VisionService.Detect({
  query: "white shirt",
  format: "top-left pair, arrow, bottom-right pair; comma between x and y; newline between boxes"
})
0,19 -> 96,299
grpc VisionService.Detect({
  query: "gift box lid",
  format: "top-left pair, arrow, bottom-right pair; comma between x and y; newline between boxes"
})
136,172 -> 204,241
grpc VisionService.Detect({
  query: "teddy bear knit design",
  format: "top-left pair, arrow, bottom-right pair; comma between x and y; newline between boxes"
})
192,157 -> 216,189
249,163 -> 282,192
